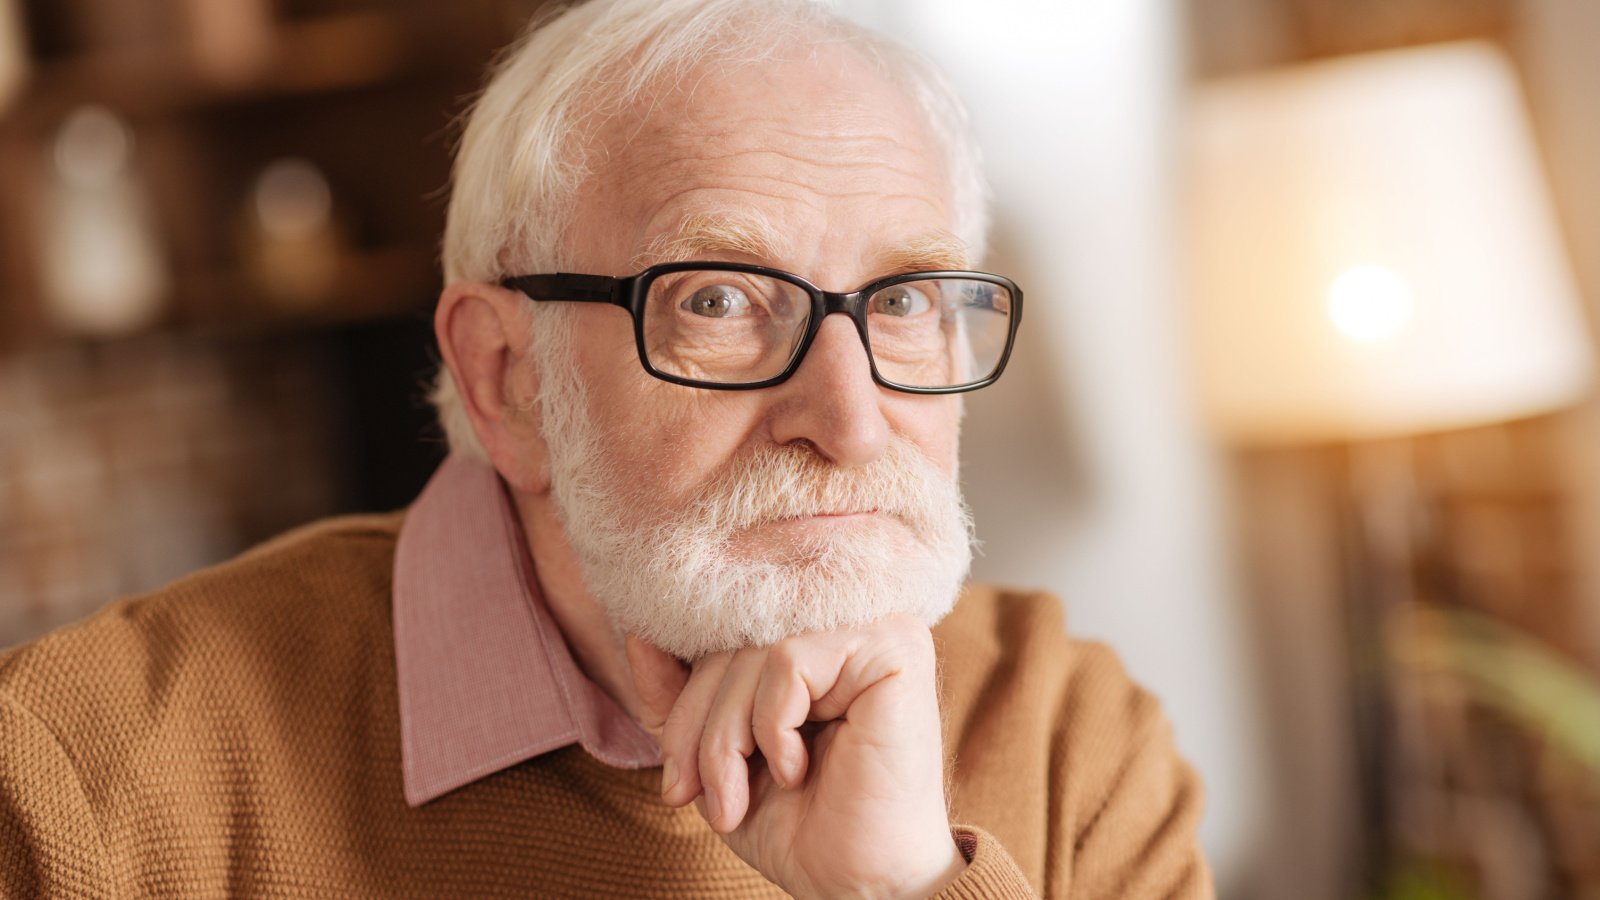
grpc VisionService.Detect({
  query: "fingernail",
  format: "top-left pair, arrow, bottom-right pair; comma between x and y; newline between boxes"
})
661,758 -> 679,798
704,786 -> 721,825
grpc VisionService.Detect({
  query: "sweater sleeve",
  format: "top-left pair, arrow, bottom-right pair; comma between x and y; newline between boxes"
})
1057,644 -> 1213,899
0,690 -> 113,899
932,826 -> 1038,899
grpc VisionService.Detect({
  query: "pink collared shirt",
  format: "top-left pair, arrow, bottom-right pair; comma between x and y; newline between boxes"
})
391,454 -> 661,806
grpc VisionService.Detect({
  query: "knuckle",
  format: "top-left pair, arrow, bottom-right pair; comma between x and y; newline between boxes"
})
878,619 -> 935,673
880,611 -> 924,637
700,724 -> 746,763
698,739 -> 735,779
660,706 -> 702,752
904,623 -> 935,656
692,651 -> 734,680
884,613 -> 931,644
768,637 -> 804,671
749,704 -> 784,741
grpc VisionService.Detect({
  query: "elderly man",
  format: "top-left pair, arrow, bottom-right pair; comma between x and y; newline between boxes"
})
1,0 -> 1210,897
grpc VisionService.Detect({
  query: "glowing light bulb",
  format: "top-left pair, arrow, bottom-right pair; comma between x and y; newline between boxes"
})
1325,265 -> 1414,342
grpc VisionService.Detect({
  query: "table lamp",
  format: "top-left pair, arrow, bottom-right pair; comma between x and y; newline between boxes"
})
1184,39 -> 1597,894
1186,40 -> 1593,446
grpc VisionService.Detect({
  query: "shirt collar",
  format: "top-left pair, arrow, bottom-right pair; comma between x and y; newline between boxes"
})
392,454 -> 661,807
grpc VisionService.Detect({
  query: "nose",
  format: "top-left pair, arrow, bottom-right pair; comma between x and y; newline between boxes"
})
766,313 -> 890,467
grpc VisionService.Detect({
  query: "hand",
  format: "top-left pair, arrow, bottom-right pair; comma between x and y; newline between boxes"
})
627,615 -> 965,900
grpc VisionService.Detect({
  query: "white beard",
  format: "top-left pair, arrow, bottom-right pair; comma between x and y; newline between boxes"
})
532,316 -> 975,661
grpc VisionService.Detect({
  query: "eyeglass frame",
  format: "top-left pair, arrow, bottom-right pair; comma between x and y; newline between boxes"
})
499,261 -> 1023,395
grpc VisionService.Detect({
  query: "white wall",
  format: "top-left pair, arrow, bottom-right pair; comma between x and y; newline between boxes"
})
840,2 -> 1269,892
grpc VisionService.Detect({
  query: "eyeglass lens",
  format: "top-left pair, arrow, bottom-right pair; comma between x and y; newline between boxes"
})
639,270 -> 1013,388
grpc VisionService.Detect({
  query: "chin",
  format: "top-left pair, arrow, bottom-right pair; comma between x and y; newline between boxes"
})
593,526 -> 971,661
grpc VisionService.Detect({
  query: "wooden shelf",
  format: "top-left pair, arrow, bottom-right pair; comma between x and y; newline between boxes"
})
0,0 -> 544,348
4,13 -> 395,130
173,240 -> 440,337
0,1 -> 531,133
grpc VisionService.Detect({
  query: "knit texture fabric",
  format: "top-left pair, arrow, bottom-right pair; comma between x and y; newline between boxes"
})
0,513 -> 1213,898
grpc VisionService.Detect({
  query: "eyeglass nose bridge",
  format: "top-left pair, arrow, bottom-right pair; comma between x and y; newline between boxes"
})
818,289 -> 869,317
804,288 -> 876,359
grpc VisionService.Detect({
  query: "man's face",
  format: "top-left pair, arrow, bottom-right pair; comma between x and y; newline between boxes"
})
530,44 -> 974,658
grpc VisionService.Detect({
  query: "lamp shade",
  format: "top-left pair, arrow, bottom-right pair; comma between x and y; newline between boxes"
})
1185,41 -> 1595,445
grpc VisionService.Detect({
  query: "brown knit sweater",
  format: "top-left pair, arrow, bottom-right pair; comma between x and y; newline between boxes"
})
0,513 -> 1212,898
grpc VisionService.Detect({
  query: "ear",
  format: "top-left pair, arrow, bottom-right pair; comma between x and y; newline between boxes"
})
434,280 -> 552,495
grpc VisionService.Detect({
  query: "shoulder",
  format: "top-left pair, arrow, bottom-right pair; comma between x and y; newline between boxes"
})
933,583 -> 1139,712
935,582 -> 1177,746
933,582 -> 1066,659
1,510 -> 404,674
933,584 -> 1212,896
0,511 -> 406,760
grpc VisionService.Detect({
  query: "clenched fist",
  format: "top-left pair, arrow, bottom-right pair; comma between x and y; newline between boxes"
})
626,614 -> 966,899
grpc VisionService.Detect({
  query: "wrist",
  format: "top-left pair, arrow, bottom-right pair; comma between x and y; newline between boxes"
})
789,830 -> 967,900
883,832 -> 967,900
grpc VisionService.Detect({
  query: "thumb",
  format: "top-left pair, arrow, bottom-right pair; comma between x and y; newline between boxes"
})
625,634 -> 689,735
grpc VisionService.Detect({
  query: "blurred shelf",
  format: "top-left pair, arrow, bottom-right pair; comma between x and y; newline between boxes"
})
0,1 -> 533,132
173,240 -> 439,337
4,14 -> 398,131
0,1 -> 538,350
2,241 -> 438,353
0,0 -> 513,649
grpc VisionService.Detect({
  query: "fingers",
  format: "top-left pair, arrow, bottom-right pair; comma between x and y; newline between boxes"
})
654,616 -> 941,834
657,651 -> 731,808
751,643 -> 826,789
698,649 -> 766,832
625,635 -> 689,735
807,615 -> 937,728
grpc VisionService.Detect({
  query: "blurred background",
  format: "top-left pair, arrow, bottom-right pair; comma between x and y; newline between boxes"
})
2,0 -> 1598,897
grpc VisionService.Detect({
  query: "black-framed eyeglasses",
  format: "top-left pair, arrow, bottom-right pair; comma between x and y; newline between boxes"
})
500,262 -> 1022,394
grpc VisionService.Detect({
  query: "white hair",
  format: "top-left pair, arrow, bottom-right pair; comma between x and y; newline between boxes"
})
430,0 -> 990,459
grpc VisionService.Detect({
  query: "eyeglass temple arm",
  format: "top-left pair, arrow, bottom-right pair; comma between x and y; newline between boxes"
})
500,274 -> 629,307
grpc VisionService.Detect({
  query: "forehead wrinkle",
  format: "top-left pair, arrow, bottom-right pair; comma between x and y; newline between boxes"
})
630,209 -> 792,269
627,143 -> 940,209
656,123 -> 925,165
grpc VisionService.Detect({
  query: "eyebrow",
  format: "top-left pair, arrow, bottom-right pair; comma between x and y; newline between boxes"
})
877,231 -> 971,273
630,211 -> 789,270
629,212 -> 971,275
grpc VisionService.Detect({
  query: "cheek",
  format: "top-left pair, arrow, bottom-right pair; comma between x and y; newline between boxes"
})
573,306 -> 639,382
577,352 -> 761,508
893,395 -> 963,478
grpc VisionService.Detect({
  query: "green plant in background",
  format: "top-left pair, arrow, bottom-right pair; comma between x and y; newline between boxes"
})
1380,854 -> 1475,900
1382,603 -> 1600,899
1391,606 -> 1600,775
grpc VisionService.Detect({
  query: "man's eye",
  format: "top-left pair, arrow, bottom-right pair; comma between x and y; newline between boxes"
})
682,284 -> 752,318
870,285 -> 932,317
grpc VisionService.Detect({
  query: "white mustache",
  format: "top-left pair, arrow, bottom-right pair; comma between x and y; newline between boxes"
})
673,438 -> 957,543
